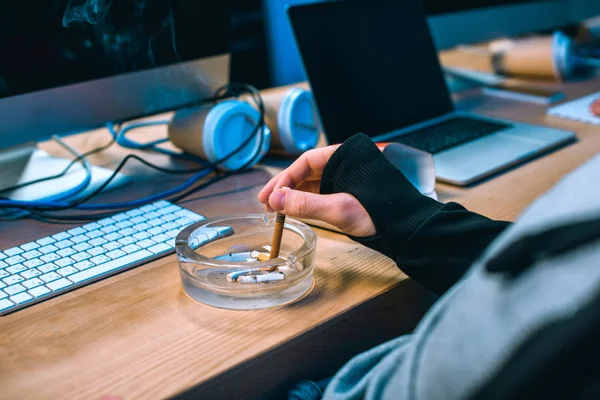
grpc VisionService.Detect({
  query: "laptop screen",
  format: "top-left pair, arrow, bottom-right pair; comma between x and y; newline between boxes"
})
288,0 -> 454,144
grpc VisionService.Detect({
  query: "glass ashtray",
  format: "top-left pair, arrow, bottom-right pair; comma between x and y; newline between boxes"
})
176,214 -> 317,310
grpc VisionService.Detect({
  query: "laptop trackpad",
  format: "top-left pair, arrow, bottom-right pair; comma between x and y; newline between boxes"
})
433,133 -> 543,185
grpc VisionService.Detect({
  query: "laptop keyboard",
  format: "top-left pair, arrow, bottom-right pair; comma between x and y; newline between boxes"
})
394,116 -> 512,154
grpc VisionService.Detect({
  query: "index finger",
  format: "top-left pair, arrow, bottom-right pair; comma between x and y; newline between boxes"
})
258,144 -> 340,204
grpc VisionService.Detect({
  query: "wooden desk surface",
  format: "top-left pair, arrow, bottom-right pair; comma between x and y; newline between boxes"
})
1,58 -> 599,400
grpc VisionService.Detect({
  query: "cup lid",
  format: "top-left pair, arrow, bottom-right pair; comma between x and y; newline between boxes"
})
204,100 -> 271,171
277,88 -> 320,155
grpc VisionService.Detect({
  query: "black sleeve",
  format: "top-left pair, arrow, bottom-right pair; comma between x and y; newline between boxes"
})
320,133 -> 510,295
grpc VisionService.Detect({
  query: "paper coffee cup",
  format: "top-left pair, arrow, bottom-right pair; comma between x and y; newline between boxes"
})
492,31 -> 574,80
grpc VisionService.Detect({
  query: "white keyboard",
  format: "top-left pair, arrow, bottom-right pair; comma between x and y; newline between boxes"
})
0,200 -> 205,316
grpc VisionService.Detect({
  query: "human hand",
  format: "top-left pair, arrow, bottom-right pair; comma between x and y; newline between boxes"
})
591,97 -> 600,116
257,146 -> 376,237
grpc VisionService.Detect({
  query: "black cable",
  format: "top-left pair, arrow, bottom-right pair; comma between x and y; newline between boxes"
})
0,83 -> 267,222
0,131 -> 117,196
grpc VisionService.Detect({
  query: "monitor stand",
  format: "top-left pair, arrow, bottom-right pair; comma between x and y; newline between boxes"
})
0,143 -> 129,205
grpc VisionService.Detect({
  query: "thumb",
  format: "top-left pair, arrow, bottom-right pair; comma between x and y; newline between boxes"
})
268,188 -> 376,237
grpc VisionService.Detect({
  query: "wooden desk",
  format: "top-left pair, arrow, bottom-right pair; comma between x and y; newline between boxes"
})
1,66 -> 599,400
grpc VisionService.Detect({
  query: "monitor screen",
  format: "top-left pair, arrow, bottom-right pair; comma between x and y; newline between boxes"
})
0,1 -> 232,100
288,0 -> 454,144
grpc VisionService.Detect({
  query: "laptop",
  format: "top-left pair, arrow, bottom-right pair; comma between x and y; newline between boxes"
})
286,0 -> 576,186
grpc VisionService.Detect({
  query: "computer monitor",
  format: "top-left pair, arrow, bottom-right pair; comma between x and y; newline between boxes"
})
264,0 -> 600,86
0,0 -> 232,201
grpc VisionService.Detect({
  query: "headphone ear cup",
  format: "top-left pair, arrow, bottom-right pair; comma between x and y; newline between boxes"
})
168,100 -> 271,171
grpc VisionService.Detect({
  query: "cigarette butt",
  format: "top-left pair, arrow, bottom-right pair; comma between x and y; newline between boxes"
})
238,272 -> 285,284
250,250 -> 271,261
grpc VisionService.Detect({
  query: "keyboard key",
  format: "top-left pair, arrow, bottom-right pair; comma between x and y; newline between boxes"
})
89,238 -> 108,247
111,213 -> 129,222
0,252 -> 6,261
136,239 -> 157,249
102,242 -> 122,251
147,227 -> 165,235
162,205 -> 181,214
90,255 -> 111,265
151,234 -> 170,244
0,290 -> 6,299
0,299 -> 14,311
148,218 -> 164,227
71,252 -> 92,262
55,240 -> 74,249
118,228 -> 137,237
40,253 -> 61,263
57,248 -> 77,258
74,260 -> 95,271
6,264 -> 27,275
22,250 -> 43,260
69,250 -> 153,284
133,223 -> 151,232
21,242 -> 40,251
73,242 -> 93,252
116,220 -> 134,229
103,233 -> 123,242
0,281 -> 6,289
100,225 -> 119,234
38,263 -> 59,273
161,214 -> 179,222
153,200 -> 171,208
106,249 -> 127,260
130,216 -> 146,224
161,222 -> 179,231
70,235 -> 89,244
133,232 -> 150,241
36,237 -> 56,246
145,211 -> 161,220
0,270 -> 9,279
86,230 -> 104,239
22,278 -> 44,289
29,286 -> 51,298
10,292 -> 33,304
5,255 -> 26,265
68,227 -> 87,236
88,247 -> 108,256
3,275 -> 24,286
4,284 -> 26,295
52,232 -> 72,241
118,237 -> 137,246
166,229 -> 180,238
55,257 -> 75,268
47,278 -> 73,291
175,217 -> 194,227
140,204 -> 157,212
82,222 -> 102,231
0,260 -> 8,269
23,259 -> 44,269
40,272 -> 62,283
57,266 -> 78,277
148,243 -> 171,255
97,217 -> 115,226
21,269 -> 42,279
126,209 -> 143,217
122,244 -> 142,254
39,245 -> 59,254
5,247 -> 24,257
